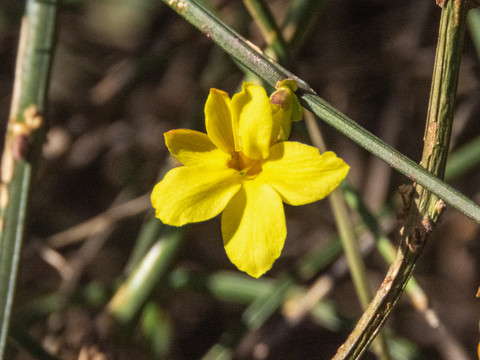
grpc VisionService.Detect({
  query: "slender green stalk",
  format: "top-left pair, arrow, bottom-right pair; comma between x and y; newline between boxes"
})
0,1 -> 58,358
123,217 -> 165,276
243,0 -> 288,63
340,183 -> 422,296
282,0 -> 329,47
161,0 -> 480,223
305,113 -> 371,310
467,8 -> 480,61
305,112 -> 391,360
106,229 -> 184,324
445,134 -> 480,180
333,1 -> 469,358
328,193 -> 391,360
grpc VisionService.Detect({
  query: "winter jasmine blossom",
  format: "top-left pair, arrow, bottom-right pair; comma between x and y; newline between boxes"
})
151,82 -> 349,277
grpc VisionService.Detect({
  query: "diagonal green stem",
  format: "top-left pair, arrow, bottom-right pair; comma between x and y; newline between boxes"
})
0,1 -> 58,358
161,0 -> 480,223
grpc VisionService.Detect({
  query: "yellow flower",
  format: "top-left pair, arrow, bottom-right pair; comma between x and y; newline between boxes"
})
151,82 -> 349,278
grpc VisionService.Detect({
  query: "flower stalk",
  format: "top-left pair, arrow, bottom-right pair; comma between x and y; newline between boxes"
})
0,1 -> 58,358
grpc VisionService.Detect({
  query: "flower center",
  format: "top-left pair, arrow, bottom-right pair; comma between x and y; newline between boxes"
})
228,152 -> 262,177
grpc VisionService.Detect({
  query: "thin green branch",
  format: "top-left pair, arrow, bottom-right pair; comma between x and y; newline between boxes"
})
282,0 -> 329,48
304,112 -> 371,309
332,1 -> 470,358
161,0 -> 480,223
243,0 -> 288,63
106,228 -> 184,324
0,1 -> 58,358
445,134 -> 480,180
305,111 -> 391,360
467,8 -> 480,61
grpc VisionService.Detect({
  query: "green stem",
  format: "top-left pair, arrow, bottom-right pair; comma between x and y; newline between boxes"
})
123,217 -> 165,276
305,112 -> 391,360
0,1 -> 58,358
467,8 -> 480,61
282,0 -> 329,47
106,229 -> 184,324
243,0 -> 288,64
305,113 -> 372,310
161,0 -> 480,223
332,1 -> 469,358
445,134 -> 480,180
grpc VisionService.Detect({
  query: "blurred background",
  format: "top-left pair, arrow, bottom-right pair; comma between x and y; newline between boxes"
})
1,0 -> 480,359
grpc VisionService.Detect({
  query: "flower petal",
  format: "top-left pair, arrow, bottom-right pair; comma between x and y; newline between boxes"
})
165,129 -> 230,167
205,88 -> 235,154
261,142 -> 349,205
231,83 -> 273,160
222,180 -> 286,278
152,166 -> 242,226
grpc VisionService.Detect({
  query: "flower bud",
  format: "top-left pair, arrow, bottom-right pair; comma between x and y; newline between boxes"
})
270,79 -> 302,142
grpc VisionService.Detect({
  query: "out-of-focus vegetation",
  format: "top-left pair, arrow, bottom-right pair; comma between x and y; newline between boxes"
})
1,1 -> 479,359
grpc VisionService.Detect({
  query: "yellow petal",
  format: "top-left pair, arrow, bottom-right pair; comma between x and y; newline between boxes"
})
261,142 -> 349,205
165,129 -> 231,167
205,88 -> 235,154
152,166 -> 242,226
231,83 -> 273,160
222,180 -> 286,278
